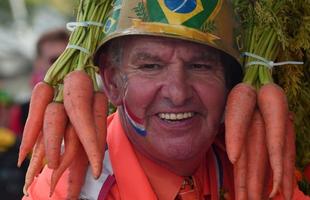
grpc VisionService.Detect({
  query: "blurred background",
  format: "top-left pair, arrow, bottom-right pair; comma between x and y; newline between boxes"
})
0,0 -> 76,102
0,0 -> 75,199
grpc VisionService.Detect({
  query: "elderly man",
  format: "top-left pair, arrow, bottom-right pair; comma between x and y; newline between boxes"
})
23,0 -> 308,199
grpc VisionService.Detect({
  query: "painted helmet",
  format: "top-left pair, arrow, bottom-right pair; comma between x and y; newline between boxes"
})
94,0 -> 243,72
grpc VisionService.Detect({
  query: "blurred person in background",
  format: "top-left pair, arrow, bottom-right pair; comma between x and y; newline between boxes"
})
19,28 -> 70,129
30,28 -> 70,87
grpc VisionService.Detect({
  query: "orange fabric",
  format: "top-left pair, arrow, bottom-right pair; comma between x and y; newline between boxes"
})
105,184 -> 121,200
135,150 -> 183,200
107,112 -> 157,200
194,157 -> 211,197
22,165 -> 69,200
135,149 -> 212,200
212,134 -> 235,198
273,188 -> 310,200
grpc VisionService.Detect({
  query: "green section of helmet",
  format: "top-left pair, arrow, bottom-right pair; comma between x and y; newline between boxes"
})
95,0 -> 243,65
146,0 -> 167,23
103,0 -> 122,34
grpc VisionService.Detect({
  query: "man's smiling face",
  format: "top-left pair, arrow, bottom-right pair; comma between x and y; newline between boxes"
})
102,36 -> 227,167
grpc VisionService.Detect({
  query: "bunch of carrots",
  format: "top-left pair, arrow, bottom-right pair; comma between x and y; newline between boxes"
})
18,0 -> 112,198
226,0 -> 304,199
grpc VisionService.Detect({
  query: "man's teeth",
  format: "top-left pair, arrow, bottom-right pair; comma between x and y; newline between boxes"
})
158,112 -> 194,120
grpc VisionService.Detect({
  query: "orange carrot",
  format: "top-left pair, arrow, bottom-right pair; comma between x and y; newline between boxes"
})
18,81 -> 54,167
63,70 -> 102,179
246,110 -> 268,200
263,161 -> 273,200
43,102 -> 68,169
225,82 -> 256,163
234,145 -> 247,200
66,144 -> 89,200
93,91 -> 108,160
257,83 -> 288,198
281,113 -> 296,200
23,132 -> 45,196
50,123 -> 79,196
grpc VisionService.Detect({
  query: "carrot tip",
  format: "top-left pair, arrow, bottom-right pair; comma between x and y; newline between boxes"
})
90,160 -> 103,179
230,158 -> 237,164
269,184 -> 280,198
17,153 -> 26,167
23,185 -> 29,197
17,160 -> 23,168
227,154 -> 237,164
91,166 -> 102,180
92,172 -> 101,180
49,190 -> 54,198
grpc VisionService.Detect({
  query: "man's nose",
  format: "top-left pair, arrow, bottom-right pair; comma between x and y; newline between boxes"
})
161,67 -> 193,106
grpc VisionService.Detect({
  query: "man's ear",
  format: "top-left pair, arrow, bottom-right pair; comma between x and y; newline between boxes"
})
100,66 -> 123,106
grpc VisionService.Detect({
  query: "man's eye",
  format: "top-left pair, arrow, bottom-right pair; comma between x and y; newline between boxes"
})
139,64 -> 162,70
190,64 -> 212,70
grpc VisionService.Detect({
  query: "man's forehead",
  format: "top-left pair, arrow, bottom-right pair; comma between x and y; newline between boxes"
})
124,35 -> 208,47
124,36 -> 220,60
102,35 -> 219,52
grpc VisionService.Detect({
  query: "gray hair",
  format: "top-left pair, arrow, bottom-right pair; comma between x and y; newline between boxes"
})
100,37 -> 125,69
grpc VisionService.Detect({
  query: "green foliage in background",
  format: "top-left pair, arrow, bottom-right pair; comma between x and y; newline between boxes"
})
0,0 -> 13,25
0,0 -> 77,25
232,0 -> 310,195
271,0 -> 310,172
25,0 -> 77,17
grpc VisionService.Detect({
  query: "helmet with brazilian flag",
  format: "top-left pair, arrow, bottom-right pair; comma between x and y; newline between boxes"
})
94,0 -> 243,72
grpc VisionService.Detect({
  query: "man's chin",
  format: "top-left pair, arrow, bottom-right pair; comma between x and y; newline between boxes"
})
150,144 -> 207,176
158,143 -> 203,162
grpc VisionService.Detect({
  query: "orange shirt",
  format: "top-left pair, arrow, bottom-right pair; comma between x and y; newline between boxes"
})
135,148 -> 211,200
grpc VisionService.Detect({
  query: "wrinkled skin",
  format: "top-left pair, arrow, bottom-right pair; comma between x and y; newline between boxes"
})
101,36 -> 227,175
